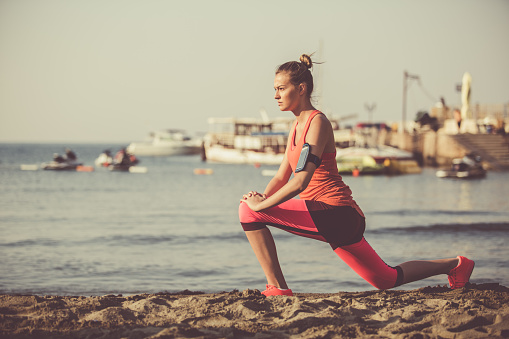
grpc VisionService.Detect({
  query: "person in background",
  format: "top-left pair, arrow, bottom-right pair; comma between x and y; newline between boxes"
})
453,108 -> 462,129
239,54 -> 474,297
53,153 -> 65,163
114,148 -> 132,167
64,148 -> 77,162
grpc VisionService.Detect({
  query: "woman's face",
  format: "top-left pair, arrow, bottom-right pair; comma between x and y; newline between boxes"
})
274,72 -> 300,112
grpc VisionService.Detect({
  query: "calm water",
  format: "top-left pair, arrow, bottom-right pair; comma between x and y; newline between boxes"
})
1,143 -> 508,295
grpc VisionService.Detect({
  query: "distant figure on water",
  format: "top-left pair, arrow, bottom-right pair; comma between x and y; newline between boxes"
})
64,148 -> 77,162
239,54 -> 474,296
112,148 -> 139,168
53,153 -> 65,163
114,148 -> 131,167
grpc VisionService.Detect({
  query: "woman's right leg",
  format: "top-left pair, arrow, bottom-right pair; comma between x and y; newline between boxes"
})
239,199 -> 325,292
244,227 -> 288,289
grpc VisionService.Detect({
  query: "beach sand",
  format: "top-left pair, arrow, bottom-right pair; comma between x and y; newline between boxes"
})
1,283 -> 508,338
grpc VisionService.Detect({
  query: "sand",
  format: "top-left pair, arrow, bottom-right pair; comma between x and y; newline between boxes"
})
1,283 -> 508,338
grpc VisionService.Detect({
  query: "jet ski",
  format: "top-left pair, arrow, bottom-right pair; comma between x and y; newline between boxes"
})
108,163 -> 132,172
108,148 -> 140,172
41,153 -> 83,171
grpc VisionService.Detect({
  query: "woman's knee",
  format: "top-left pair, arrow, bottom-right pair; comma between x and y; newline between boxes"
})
239,202 -> 267,231
368,278 -> 397,290
333,240 -> 400,290
238,202 -> 253,223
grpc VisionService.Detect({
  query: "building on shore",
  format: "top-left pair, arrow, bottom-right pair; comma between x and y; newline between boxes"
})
381,102 -> 509,170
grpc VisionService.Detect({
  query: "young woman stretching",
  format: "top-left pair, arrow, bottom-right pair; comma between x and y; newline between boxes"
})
239,54 -> 474,296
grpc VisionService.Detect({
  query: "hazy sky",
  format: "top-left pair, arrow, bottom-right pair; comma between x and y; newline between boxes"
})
1,0 -> 508,143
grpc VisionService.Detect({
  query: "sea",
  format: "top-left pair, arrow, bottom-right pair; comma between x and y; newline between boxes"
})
1,143 -> 508,296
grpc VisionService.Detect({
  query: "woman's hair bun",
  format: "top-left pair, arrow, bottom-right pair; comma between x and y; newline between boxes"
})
299,54 -> 313,69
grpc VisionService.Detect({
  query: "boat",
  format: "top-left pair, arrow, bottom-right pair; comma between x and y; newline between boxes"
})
108,164 -> 131,172
202,117 -> 293,165
333,120 -> 421,175
126,130 -> 202,156
41,150 -> 83,171
337,155 -> 386,175
107,149 -> 145,173
336,145 -> 422,175
41,160 -> 83,171
436,154 -> 487,179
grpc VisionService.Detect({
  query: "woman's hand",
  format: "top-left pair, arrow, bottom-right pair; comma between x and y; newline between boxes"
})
240,191 -> 267,212
241,191 -> 265,200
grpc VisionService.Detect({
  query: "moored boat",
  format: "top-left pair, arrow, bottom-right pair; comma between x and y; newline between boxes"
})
436,154 -> 487,179
336,145 -> 422,174
337,155 -> 386,175
127,130 -> 201,156
202,117 -> 292,165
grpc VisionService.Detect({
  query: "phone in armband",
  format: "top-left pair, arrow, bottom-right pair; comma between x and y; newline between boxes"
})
295,143 -> 321,172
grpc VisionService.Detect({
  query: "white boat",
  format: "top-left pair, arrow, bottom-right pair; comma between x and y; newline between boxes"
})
336,145 -> 414,162
336,145 -> 422,174
202,117 -> 292,165
127,130 -> 202,156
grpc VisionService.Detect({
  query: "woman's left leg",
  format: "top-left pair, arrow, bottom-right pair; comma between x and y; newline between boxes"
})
398,258 -> 458,284
335,237 -> 473,289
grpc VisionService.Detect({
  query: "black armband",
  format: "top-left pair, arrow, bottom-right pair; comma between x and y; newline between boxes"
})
295,143 -> 322,172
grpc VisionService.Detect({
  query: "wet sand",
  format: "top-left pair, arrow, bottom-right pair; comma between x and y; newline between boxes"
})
1,283 -> 508,338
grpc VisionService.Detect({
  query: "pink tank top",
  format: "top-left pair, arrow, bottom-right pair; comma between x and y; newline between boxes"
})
287,111 -> 364,216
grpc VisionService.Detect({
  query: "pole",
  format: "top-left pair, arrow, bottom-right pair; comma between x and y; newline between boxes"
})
401,71 -> 408,134
401,70 -> 420,134
365,102 -> 376,123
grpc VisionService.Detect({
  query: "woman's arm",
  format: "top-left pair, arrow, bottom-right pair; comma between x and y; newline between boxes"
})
263,153 -> 292,197
262,119 -> 296,197
242,114 -> 332,211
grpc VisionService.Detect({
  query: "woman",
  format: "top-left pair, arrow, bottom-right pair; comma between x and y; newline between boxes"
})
239,54 -> 474,297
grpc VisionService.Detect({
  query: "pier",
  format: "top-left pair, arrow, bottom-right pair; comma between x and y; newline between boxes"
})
388,131 -> 509,171
379,99 -> 509,170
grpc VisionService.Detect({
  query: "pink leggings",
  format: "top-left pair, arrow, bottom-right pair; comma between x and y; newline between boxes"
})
239,199 -> 403,289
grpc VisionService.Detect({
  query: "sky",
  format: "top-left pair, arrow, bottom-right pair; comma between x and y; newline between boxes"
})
0,0 -> 508,143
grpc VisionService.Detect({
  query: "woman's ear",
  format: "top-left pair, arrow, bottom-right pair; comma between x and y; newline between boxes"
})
299,83 -> 307,96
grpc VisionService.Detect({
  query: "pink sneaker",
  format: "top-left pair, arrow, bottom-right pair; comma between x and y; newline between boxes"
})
261,284 -> 293,297
448,256 -> 475,289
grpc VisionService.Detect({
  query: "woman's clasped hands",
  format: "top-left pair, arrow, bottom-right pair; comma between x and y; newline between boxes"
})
240,191 -> 267,212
